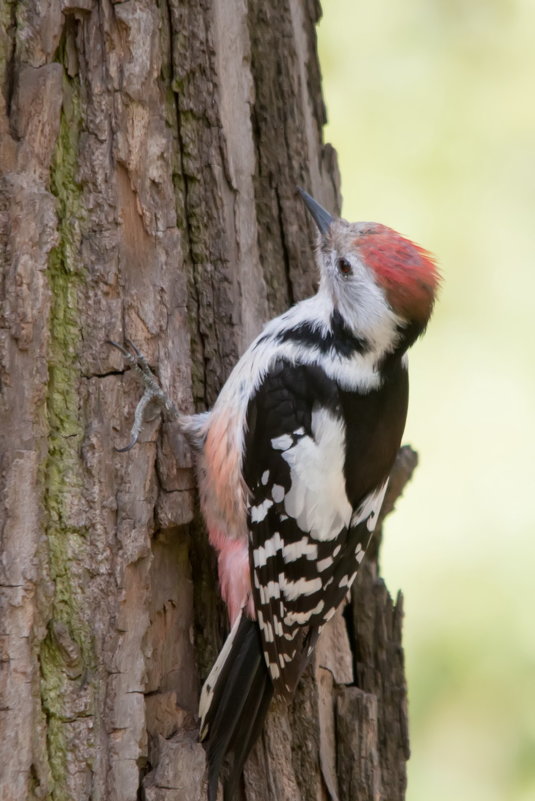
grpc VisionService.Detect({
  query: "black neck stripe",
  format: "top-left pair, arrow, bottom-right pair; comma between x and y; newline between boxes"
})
275,311 -> 369,358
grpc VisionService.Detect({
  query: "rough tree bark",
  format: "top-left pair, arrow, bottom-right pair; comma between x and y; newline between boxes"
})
0,2 -> 412,800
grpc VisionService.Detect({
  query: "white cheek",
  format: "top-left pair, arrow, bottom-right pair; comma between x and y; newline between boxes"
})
333,265 -> 402,354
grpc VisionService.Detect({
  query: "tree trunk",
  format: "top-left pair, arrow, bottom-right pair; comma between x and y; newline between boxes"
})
0,2 -> 411,800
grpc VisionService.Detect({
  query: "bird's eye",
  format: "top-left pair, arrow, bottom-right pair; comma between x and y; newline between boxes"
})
337,257 -> 352,276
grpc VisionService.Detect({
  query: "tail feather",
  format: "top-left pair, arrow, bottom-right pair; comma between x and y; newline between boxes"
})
206,626 -> 262,798
222,666 -> 273,801
200,613 -> 273,801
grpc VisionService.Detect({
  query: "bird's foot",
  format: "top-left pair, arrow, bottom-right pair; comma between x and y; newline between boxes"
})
107,339 -> 179,452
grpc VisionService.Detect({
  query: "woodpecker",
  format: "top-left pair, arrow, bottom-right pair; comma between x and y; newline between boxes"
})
113,189 -> 439,801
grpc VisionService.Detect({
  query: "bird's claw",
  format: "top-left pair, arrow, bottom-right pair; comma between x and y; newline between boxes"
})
107,339 -> 179,452
107,339 -> 145,369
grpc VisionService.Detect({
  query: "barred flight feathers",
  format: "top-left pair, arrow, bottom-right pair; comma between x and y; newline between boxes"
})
243,359 -> 400,695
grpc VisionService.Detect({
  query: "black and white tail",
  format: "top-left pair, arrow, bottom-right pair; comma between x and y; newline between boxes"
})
199,613 -> 274,801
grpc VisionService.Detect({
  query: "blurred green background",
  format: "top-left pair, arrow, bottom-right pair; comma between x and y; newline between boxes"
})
318,2 -> 535,800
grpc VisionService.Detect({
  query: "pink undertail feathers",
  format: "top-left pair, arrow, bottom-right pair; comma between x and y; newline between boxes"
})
209,527 -> 254,625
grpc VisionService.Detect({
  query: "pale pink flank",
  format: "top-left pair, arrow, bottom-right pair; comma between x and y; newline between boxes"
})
209,528 -> 253,624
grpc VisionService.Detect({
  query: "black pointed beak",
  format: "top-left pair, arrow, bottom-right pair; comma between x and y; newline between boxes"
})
298,187 -> 334,236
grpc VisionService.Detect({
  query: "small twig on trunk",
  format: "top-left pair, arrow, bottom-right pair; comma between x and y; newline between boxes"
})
380,446 -> 419,524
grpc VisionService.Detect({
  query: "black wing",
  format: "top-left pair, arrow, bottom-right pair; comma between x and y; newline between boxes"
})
243,359 -> 397,695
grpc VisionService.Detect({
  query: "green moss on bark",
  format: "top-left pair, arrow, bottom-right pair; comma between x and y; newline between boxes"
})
40,73 -> 94,800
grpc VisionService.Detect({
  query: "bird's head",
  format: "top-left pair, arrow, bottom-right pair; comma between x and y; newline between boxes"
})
299,189 -> 440,352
